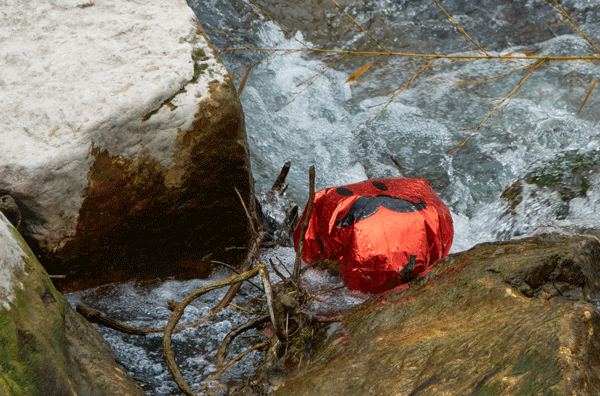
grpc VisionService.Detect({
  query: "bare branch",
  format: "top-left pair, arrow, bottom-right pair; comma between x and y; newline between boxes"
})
163,265 -> 267,396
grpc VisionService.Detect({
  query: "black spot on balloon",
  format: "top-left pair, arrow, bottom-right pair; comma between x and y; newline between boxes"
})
336,187 -> 353,197
372,181 -> 388,191
335,195 -> 427,228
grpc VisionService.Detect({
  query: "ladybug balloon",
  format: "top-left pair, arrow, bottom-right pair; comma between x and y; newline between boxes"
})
293,178 -> 454,293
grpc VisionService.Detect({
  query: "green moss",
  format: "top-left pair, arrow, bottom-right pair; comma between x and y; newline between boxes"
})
191,63 -> 209,84
0,229 -> 71,395
142,88 -> 187,122
474,379 -> 502,396
509,345 -> 561,396
525,150 -> 599,203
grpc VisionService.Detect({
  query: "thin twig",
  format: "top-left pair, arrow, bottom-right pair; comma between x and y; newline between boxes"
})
200,342 -> 267,394
293,165 -> 316,283
551,0 -> 600,55
234,186 -> 262,264
259,266 -> 286,340
449,59 -> 547,153
211,260 -> 265,293
276,256 -> 293,277
269,258 -> 288,282
218,46 -> 600,61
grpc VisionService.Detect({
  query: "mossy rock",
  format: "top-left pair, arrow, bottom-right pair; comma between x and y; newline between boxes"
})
0,216 -> 146,396
524,150 -> 598,203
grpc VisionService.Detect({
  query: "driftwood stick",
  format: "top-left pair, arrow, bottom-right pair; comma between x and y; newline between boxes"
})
293,165 -> 315,283
235,186 -> 262,264
272,161 -> 291,191
171,236 -> 262,332
211,260 -> 265,293
215,315 -> 270,368
163,265 -> 266,396
76,304 -> 163,335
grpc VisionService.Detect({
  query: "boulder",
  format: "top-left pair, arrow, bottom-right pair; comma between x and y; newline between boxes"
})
274,234 -> 600,395
0,213 -> 146,396
0,0 -> 253,290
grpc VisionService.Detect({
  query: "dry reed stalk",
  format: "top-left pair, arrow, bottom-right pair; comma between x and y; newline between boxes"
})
329,0 -> 390,54
217,0 -> 600,153
277,55 -> 347,112
433,0 -> 489,56
449,59 -> 547,154
367,58 -> 437,126
578,78 -> 599,113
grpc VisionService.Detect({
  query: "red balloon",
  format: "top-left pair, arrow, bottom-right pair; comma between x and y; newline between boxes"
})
293,178 -> 454,293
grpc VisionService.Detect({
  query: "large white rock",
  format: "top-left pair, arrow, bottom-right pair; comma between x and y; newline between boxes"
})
0,0 -> 253,289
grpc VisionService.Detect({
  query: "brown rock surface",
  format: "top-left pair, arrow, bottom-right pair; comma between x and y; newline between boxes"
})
274,234 -> 600,395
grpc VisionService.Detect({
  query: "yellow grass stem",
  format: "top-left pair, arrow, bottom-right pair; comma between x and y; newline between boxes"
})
367,58 -> 437,126
219,47 -> 600,62
455,63 -> 534,85
276,54 -> 347,112
449,59 -> 547,154
578,78 -> 598,113
432,0 -> 489,56
552,0 -> 600,55
248,0 -> 310,49
215,29 -> 249,49
329,0 -> 391,54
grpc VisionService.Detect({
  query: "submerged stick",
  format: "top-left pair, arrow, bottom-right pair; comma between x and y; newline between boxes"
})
293,165 -> 316,283
200,342 -> 267,394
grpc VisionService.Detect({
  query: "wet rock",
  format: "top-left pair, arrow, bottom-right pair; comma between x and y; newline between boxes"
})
0,212 -> 145,395
274,234 -> 600,395
0,0 -> 253,290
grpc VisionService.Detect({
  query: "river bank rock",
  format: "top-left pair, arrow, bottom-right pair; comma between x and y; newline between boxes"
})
0,213 -> 146,396
1,0 -> 253,290
273,233 -> 600,395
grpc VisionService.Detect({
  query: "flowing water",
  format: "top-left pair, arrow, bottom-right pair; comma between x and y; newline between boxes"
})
68,0 -> 600,394
190,0 -> 600,252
